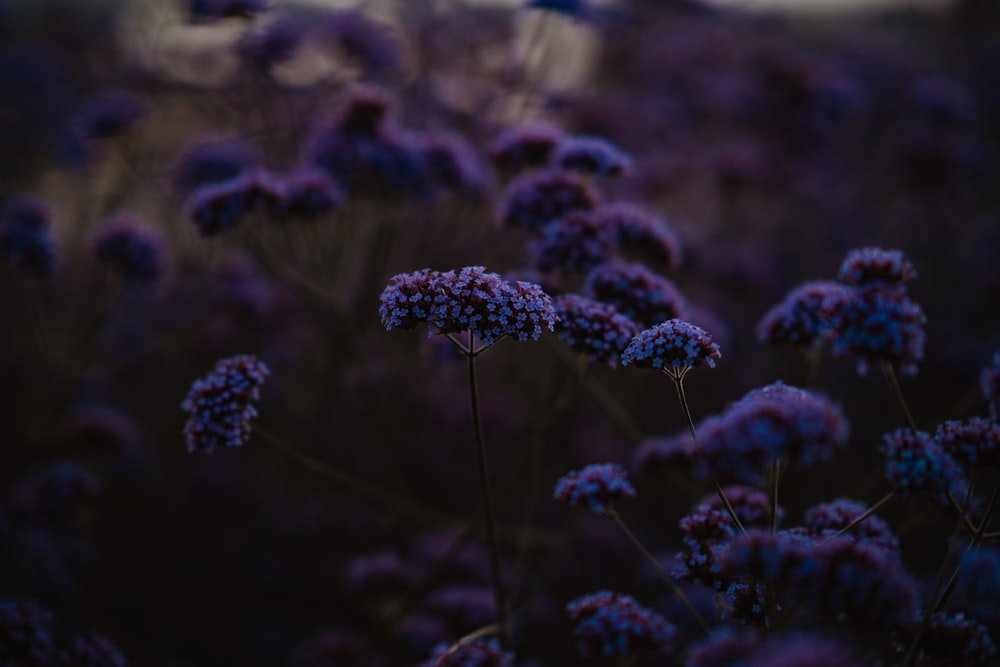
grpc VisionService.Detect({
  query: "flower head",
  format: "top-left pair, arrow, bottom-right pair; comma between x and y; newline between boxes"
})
319,10 -> 402,80
981,351 -> 1000,421
0,599 -> 55,666
181,355 -> 270,453
552,294 -> 640,367
172,138 -> 260,194
235,18 -> 306,73
185,0 -> 268,23
93,216 -> 167,286
419,638 -> 513,667
923,612 -> 997,664
185,170 -> 284,236
270,169 -> 344,221
936,417 -> 1000,469
836,247 -> 917,286
58,632 -> 127,667
827,284 -> 926,377
566,591 -> 676,657
530,211 -> 615,273
73,92 -> 146,140
550,135 -> 632,177
0,195 -> 58,279
419,131 -> 490,199
802,498 -> 900,556
880,428 -> 965,508
553,463 -> 636,514
583,262 -> 688,327
593,202 -> 682,271
621,319 -> 720,378
756,280 -> 851,347
489,122 -> 565,171
496,169 -> 598,233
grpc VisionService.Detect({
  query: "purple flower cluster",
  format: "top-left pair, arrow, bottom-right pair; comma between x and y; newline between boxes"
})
565,590 -> 676,657
880,428 -> 966,507
58,631 -> 127,667
185,0 -> 268,23
923,612 -> 997,664
180,354 -> 270,453
593,202 -> 682,271
935,417 -> 1000,468
496,169 -> 599,233
419,638 -> 513,667
802,498 -> 900,556
836,246 -> 918,286
0,195 -> 58,279
633,432 -> 695,473
756,280 -> 851,347
529,211 -> 613,273
184,170 -> 284,236
346,550 -> 420,597
550,136 -> 632,177
553,463 -> 636,514
379,266 -> 557,345
93,216 -> 166,286
0,599 -> 55,666
9,461 -> 101,525
72,92 -> 146,140
489,123 -> 565,171
551,294 -> 640,366
584,262 -> 688,327
234,18 -> 305,73
621,319 -> 720,377
319,10 -> 402,80
982,351 -> 1000,421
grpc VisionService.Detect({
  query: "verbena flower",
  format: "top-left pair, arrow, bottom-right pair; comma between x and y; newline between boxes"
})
425,584 -> 496,628
419,638 -> 513,667
880,428 -> 965,508
935,417 -> 1000,468
552,294 -> 640,367
180,355 -> 270,453
553,463 -> 636,514
72,91 -> 146,140
952,547 -> 1000,622
566,590 -> 676,657
172,138 -> 260,194
58,631 -> 127,667
185,171 -> 284,236
0,599 -> 55,666
743,634 -> 864,667
686,628 -> 762,667
593,202 -> 682,271
827,283 -> 926,377
419,131 -> 489,200
345,550 -> 419,597
525,0 -> 598,23
621,319 -> 720,378
981,351 -> 1000,421
319,10 -> 402,80
584,262 -> 688,327
9,461 -> 101,525
550,135 -> 632,177
489,122 -> 565,171
185,0 -> 268,23
93,216 -> 166,286
755,280 -> 851,347
530,211 -> 615,273
802,498 -> 900,556
379,266 -> 557,345
923,612 -> 998,664
496,169 -> 599,233
235,18 -> 306,73
633,432 -> 695,473
270,169 -> 343,221
836,247 -> 917,286
0,195 -> 58,279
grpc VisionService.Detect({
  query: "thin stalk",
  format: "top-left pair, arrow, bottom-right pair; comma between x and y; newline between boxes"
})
605,506 -> 712,636
828,491 -> 897,541
672,375 -> 746,535
466,335 -> 510,647
881,360 -> 919,432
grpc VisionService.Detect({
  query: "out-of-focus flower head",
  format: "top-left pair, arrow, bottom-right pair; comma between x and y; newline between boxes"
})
8,461 -> 101,526
496,169 -> 599,233
425,584 -> 496,629
836,247 -> 917,286
756,280 -> 851,347
172,138 -> 261,194
524,0 -> 600,23
592,202 -> 682,272
72,91 -> 146,140
346,550 -> 419,598
922,612 -> 997,664
981,351 -> 1000,421
489,122 -> 565,172
318,9 -> 403,81
419,638 -> 513,667
936,417 -> 1000,469
184,0 -> 268,24
880,428 -> 967,509
0,599 -> 56,667
235,17 -> 306,73
552,293 -> 640,367
744,634 -> 865,667
621,318 -> 719,378
0,195 -> 58,279
57,631 -> 127,667
553,462 -> 636,514
565,590 -> 676,657
530,210 -> 615,273
686,628 -> 762,667
379,266 -> 557,345
550,135 -> 632,177
827,284 -> 926,377
93,215 -> 167,286
184,170 -> 284,236
584,261 -> 688,327
801,498 -> 900,557
269,169 -> 343,221
180,354 -> 270,453
418,131 -> 490,200
952,547 -> 1000,623
633,431 -> 695,474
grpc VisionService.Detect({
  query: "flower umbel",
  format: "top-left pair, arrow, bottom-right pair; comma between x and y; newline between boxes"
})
621,319 -> 721,379
181,355 -> 270,453
553,462 -> 636,514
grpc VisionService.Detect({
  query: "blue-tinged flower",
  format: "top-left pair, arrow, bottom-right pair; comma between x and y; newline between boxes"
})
981,351 -> 1000,422
93,216 -> 167,286
836,247 -> 917,286
379,266 -> 557,345
593,202 -> 682,272
419,638 -> 513,667
802,498 -> 900,556
180,355 -> 270,453
553,463 -> 636,514
936,417 -> 1000,468
172,138 -> 260,194
550,135 -> 632,177
566,590 -> 676,657
755,280 -> 851,347
525,0 -> 599,23
319,10 -> 402,81
185,170 -> 285,236
530,211 -> 615,273
496,169 -> 599,233
552,294 -> 640,367
489,122 -> 565,171
686,628 -> 762,667
72,91 -> 146,140
0,599 -> 55,666
744,634 -> 864,667
235,17 -> 306,73
621,319 -> 719,378
952,547 -> 1000,623
58,631 -> 127,667
827,283 -> 926,377
419,131 -> 490,199
185,0 -> 268,23
9,461 -> 101,525
0,195 -> 58,279
425,584 -> 496,628
633,432 -> 695,473
345,550 -> 419,597
923,612 -> 997,664
584,261 -> 688,327
269,169 -> 343,221
880,428 -> 966,508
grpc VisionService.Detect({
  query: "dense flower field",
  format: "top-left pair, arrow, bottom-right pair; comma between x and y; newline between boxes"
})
2,0 -> 1000,665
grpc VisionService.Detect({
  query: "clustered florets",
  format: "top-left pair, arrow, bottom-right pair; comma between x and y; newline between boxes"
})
565,591 -> 676,657
551,294 -> 640,367
879,428 -> 966,507
621,319 -> 720,377
418,638 -> 513,667
180,355 -> 270,453
379,266 -> 557,345
93,216 -> 166,286
552,462 -> 636,514
584,262 -> 688,327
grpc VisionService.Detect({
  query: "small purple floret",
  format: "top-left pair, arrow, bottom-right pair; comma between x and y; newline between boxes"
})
93,216 -> 166,286
565,590 -> 676,657
181,355 -> 270,453
553,462 -> 636,514
419,638 -> 513,667
621,319 -> 720,377
837,247 -> 917,286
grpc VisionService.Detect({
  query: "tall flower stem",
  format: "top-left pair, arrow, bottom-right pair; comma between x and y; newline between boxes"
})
671,374 -> 746,535
604,506 -> 712,635
466,334 -> 510,647
881,360 -> 919,432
